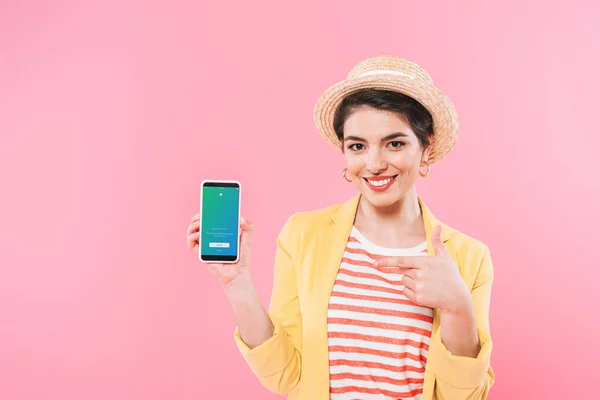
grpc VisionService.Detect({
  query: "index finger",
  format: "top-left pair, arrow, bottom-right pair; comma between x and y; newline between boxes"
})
373,256 -> 428,269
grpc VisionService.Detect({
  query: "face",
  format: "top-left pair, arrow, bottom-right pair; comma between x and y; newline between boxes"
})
342,106 -> 431,209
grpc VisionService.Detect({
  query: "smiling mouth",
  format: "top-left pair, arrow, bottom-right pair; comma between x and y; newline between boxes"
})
363,175 -> 398,189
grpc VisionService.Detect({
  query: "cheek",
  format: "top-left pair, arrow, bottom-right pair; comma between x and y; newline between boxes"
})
344,155 -> 363,175
392,159 -> 416,174
391,155 -> 421,178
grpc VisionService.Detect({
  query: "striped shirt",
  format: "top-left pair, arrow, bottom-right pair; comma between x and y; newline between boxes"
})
327,226 -> 433,400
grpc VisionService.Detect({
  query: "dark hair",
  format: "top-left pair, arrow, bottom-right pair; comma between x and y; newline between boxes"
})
333,88 -> 433,149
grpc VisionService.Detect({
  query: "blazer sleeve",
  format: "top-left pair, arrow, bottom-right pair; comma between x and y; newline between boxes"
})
233,213 -> 303,395
428,245 -> 495,399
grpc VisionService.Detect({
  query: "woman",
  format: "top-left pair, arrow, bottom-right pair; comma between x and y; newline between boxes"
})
187,56 -> 495,400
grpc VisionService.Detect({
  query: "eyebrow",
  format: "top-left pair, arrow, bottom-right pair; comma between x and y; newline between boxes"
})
343,132 -> 408,143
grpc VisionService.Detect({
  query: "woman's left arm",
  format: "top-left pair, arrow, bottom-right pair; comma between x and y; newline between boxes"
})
375,230 -> 495,400
428,244 -> 495,400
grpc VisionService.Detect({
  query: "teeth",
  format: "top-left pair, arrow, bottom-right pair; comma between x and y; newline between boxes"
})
368,177 -> 392,187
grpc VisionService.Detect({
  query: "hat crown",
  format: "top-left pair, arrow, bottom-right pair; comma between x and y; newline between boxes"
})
347,56 -> 434,85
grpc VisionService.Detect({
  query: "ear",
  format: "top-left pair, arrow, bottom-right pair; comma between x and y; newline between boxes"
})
421,144 -> 432,165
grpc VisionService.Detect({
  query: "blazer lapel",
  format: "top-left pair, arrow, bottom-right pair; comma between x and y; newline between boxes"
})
314,194 -> 361,311
310,194 -> 360,398
419,198 -> 452,256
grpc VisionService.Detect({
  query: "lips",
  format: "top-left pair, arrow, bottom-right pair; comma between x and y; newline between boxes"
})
363,175 -> 398,191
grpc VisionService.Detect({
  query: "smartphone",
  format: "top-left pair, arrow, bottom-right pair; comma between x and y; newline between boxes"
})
198,179 -> 242,263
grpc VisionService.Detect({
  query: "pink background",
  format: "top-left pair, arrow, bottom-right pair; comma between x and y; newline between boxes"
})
1,1 -> 599,399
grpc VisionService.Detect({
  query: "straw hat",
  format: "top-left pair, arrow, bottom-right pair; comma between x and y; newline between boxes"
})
313,56 -> 459,164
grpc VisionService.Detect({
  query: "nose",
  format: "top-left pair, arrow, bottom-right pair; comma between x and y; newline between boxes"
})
366,149 -> 387,174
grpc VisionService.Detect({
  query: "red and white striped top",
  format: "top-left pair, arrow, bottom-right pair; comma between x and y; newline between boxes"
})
327,226 -> 433,400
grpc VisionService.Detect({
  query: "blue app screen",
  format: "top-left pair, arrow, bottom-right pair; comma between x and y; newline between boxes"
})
201,185 -> 240,257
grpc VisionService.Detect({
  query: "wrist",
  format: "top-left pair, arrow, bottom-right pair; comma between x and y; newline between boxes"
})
439,290 -> 480,358
443,288 -> 473,316
222,270 -> 256,298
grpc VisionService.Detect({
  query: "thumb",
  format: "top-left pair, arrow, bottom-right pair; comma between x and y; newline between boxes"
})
432,225 -> 449,259
239,217 -> 254,249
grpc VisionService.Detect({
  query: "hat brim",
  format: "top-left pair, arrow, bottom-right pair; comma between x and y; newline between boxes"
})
313,74 -> 459,164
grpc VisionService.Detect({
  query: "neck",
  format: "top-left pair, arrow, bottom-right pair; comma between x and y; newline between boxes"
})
356,187 -> 422,230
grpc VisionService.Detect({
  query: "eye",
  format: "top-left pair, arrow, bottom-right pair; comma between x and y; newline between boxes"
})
388,141 -> 405,149
348,143 -> 365,151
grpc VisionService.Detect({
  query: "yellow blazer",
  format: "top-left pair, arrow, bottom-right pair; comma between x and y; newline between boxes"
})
234,194 -> 495,399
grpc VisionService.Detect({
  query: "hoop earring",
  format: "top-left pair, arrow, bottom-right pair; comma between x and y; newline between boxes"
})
342,168 -> 352,182
419,164 -> 430,178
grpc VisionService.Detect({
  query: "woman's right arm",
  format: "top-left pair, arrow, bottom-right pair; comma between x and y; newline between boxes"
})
230,214 -> 303,395
188,213 -> 302,394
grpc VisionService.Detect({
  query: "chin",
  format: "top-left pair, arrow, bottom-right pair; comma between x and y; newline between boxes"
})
361,190 -> 403,208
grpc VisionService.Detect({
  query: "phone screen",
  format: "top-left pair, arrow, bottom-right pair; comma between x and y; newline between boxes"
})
200,181 -> 240,262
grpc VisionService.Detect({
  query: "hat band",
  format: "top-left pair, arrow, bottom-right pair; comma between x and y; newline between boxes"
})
357,69 -> 415,79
